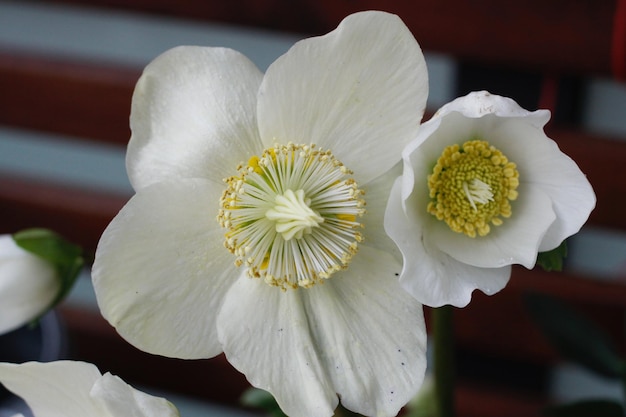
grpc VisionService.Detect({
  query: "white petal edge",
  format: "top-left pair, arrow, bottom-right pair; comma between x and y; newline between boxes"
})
304,245 -> 427,416
127,46 -> 264,190
257,11 -> 428,184
0,361 -> 102,417
92,178 -> 234,359
217,277 -> 337,417
385,179 -> 511,307
91,372 -> 179,417
0,235 -> 59,335
432,90 -> 551,127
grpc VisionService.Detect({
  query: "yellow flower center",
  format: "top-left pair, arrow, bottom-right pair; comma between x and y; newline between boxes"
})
427,139 -> 519,238
218,143 -> 365,290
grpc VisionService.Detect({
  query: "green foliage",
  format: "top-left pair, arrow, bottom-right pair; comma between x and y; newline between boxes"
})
525,293 -> 623,378
240,388 -> 363,416
536,240 -> 568,272
240,388 -> 288,417
543,399 -> 624,417
13,228 -> 84,314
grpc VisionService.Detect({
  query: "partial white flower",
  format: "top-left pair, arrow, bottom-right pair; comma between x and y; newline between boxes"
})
92,11 -> 429,417
386,91 -> 596,308
0,360 -> 179,417
0,235 -> 59,335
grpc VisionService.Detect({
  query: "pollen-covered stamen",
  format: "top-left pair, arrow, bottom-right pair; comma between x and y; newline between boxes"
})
427,139 -> 519,238
218,143 -> 365,290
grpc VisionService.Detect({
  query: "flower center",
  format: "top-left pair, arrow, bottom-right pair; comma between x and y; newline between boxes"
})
218,143 -> 365,290
427,139 -> 519,237
265,189 -> 324,241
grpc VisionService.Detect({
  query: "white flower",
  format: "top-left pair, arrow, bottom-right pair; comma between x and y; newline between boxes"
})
92,11 -> 429,417
385,91 -> 596,308
0,360 -> 179,417
0,235 -> 59,335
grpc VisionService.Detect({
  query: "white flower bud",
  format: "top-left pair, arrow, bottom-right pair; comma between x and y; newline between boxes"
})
0,235 -> 59,335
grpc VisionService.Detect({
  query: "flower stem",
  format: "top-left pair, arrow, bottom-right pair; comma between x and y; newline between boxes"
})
334,405 -> 361,416
432,305 -> 455,417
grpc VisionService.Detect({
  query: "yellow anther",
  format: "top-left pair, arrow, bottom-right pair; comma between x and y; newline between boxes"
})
218,143 -> 365,290
427,139 -> 519,237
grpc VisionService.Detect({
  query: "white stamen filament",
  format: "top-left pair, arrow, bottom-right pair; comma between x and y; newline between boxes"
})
218,143 -> 365,290
463,178 -> 494,211
265,189 -> 324,241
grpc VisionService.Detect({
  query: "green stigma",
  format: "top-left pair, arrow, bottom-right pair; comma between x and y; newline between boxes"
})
427,139 -> 519,238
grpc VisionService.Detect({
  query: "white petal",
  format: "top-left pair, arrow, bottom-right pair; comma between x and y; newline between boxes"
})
385,180 -> 511,307
258,11 -> 428,183
429,182 -> 556,269
0,361 -> 102,417
305,245 -> 427,416
92,178 -> 234,359
0,236 -> 59,335
218,246 -> 425,417
217,278 -> 337,417
91,372 -> 179,417
360,163 -> 403,261
487,120 -> 596,251
127,46 -> 263,190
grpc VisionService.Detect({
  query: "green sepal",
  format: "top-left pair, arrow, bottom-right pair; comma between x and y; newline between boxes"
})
536,240 -> 568,272
240,388 -> 287,417
525,293 -> 623,378
542,399 -> 624,417
12,228 -> 84,314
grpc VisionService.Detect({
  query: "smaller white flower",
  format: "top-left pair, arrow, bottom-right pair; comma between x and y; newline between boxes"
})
386,91 -> 596,307
0,235 -> 59,335
0,360 -> 179,417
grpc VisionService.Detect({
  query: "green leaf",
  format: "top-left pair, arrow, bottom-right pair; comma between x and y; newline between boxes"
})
525,293 -> 623,378
536,240 -> 568,272
13,228 -> 84,312
240,388 -> 287,417
543,399 -> 624,417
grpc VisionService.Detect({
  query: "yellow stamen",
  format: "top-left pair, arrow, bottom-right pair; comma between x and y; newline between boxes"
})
218,143 -> 366,290
427,139 -> 519,238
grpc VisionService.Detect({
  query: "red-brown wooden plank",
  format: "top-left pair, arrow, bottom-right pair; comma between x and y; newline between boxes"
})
0,173 -> 128,253
0,49 -> 138,145
546,128 -> 626,232
447,266 -> 626,364
40,0 -> 619,77
57,305 -> 252,407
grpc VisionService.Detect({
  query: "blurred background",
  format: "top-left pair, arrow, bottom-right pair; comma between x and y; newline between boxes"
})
0,1 -> 625,416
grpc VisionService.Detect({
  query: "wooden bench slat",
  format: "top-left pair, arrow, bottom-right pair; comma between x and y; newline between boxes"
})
0,173 -> 128,252
39,0 -> 617,76
0,50 -> 137,145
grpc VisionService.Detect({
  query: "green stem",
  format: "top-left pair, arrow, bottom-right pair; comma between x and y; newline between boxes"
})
432,305 -> 455,417
334,405 -> 362,417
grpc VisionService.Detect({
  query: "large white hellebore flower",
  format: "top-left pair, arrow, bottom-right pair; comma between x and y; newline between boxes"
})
92,11 -> 429,417
0,235 -> 59,335
386,91 -> 595,308
0,360 -> 179,417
